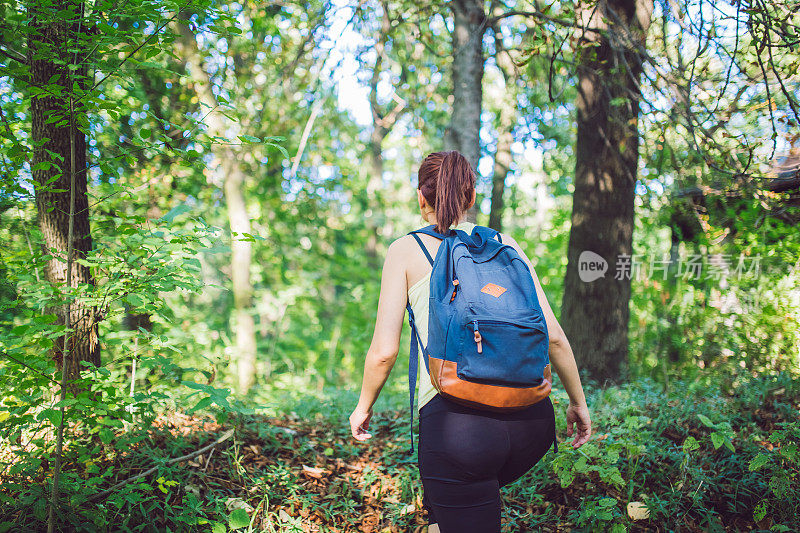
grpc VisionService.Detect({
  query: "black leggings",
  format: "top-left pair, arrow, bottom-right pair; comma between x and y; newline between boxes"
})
417,394 -> 556,533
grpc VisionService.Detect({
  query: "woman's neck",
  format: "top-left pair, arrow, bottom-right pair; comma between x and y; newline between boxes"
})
423,213 -> 468,227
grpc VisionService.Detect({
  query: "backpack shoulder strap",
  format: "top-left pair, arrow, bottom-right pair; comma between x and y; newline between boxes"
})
408,233 -> 433,266
404,225 -> 445,454
405,301 -> 430,454
408,225 -> 451,266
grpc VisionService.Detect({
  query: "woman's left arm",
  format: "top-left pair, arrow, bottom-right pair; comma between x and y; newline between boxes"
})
349,238 -> 409,441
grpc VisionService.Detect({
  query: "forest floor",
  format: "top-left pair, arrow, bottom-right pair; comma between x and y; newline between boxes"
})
1,372 -> 799,532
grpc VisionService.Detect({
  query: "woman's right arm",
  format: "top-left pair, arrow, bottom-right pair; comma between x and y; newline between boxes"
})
502,234 -> 592,448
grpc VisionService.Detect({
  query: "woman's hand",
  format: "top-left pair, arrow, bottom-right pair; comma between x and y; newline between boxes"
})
349,405 -> 373,442
565,402 -> 592,448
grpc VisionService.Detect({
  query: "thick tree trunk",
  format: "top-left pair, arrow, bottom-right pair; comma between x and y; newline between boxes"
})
560,0 -> 653,384
176,19 -> 257,392
446,0 -> 486,222
29,0 -> 100,381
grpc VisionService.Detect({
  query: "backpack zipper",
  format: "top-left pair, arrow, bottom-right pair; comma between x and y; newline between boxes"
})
472,320 -> 482,353
468,316 -> 547,332
450,279 -> 459,303
469,316 -> 546,355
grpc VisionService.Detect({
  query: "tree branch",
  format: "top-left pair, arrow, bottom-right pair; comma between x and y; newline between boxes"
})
0,42 -> 27,64
0,350 -> 60,385
487,8 -> 601,33
87,429 -> 235,502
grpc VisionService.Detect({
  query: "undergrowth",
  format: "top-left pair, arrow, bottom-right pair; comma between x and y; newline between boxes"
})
1,370 -> 798,532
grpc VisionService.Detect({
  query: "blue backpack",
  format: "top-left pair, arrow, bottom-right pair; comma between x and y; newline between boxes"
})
406,224 -> 554,451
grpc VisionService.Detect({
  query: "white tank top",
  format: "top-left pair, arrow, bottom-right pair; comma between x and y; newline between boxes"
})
407,220 -> 475,412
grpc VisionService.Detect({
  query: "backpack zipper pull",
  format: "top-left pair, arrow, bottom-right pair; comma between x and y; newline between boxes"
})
473,320 -> 482,353
450,279 -> 459,303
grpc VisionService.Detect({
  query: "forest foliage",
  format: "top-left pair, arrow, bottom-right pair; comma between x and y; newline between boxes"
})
0,0 -> 798,531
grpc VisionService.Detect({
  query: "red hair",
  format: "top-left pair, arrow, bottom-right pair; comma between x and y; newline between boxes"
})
417,151 -> 476,234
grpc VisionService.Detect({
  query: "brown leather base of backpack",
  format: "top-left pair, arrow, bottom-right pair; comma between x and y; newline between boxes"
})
428,357 -> 552,412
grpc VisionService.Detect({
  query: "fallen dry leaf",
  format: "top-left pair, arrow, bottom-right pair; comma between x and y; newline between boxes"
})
399,504 -> 416,515
627,501 -> 650,520
225,497 -> 254,513
302,464 -> 328,479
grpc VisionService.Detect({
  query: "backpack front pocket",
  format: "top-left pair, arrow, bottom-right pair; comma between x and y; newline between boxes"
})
458,317 -> 549,387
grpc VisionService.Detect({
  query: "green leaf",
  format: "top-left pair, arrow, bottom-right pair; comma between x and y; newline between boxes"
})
10,325 -> 30,335
41,409 -> 62,427
682,436 -> 699,453
181,381 -> 214,392
266,141 -> 289,159
556,468 -> 574,488
697,414 -> 714,428
779,442 -> 797,462
125,293 -> 143,307
749,453 -> 769,471
99,428 -> 114,445
211,523 -> 227,533
238,135 -> 261,143
188,396 -> 213,414
228,508 -> 250,530
710,432 -> 724,450
160,203 -> 192,223
753,500 -> 767,522
323,447 -> 333,456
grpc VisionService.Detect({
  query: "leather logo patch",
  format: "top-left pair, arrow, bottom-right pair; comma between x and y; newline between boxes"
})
481,283 -> 507,297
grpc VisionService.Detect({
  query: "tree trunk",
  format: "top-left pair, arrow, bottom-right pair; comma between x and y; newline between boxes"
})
224,155 -> 257,392
446,0 -> 486,222
29,0 -> 100,381
365,1 -> 404,257
488,12 -> 521,232
365,12 -> 388,259
560,0 -> 653,384
175,19 -> 257,392
364,124 -> 386,258
488,104 -> 515,232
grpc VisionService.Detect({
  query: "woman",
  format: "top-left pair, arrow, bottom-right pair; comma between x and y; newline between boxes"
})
349,150 -> 592,533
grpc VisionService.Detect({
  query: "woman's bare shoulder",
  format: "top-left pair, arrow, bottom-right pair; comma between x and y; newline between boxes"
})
384,234 -> 417,262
